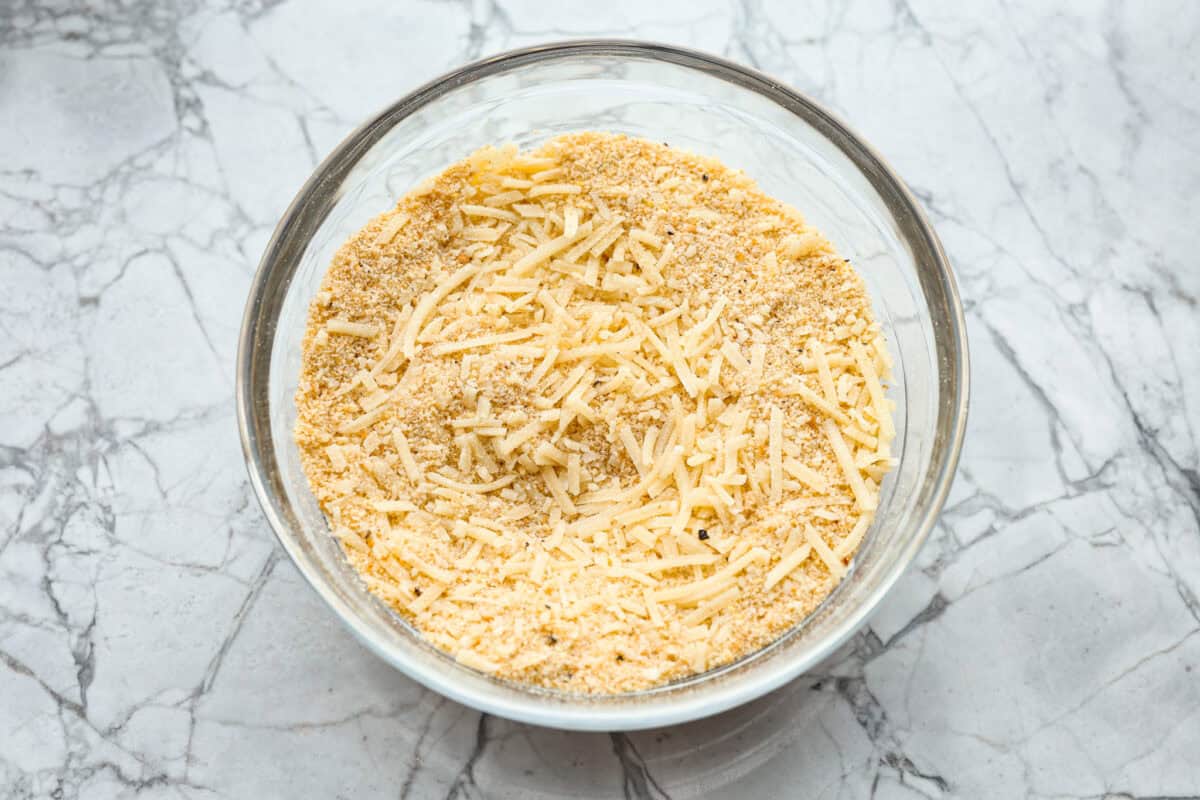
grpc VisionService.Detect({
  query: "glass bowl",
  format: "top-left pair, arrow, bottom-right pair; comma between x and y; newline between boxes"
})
236,40 -> 969,731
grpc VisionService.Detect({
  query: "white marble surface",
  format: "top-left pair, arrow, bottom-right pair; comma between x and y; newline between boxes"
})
1,1 -> 1198,797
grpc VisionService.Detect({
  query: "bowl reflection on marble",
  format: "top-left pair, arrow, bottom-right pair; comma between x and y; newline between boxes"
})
236,40 -> 968,731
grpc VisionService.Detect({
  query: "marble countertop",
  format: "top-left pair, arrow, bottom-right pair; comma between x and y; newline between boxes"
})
2,1 -> 1198,797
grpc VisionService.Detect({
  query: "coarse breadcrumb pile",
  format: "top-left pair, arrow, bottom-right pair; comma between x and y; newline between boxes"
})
295,132 -> 895,694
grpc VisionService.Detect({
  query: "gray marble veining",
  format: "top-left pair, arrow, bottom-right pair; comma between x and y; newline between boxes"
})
1,1 -> 1197,798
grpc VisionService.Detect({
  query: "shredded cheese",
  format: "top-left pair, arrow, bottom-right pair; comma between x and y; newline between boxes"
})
296,132 -> 895,696
764,544 -> 813,591
326,319 -> 380,338
768,404 -> 784,505
823,420 -> 877,512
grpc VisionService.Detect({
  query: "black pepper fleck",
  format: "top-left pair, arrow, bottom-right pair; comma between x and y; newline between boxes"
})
702,174 -> 709,182
698,529 -> 709,540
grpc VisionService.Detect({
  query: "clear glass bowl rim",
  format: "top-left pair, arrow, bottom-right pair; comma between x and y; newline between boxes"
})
236,39 -> 970,730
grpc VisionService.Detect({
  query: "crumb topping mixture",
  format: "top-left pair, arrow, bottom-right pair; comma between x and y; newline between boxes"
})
295,132 -> 895,694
